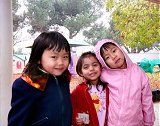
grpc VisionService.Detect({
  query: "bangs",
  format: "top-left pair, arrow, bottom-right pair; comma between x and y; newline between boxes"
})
45,32 -> 70,52
102,42 -> 115,50
100,42 -> 116,56
48,40 -> 70,52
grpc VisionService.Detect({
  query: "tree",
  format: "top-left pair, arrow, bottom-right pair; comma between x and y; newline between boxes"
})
13,0 -> 21,32
12,0 -> 26,32
83,20 -> 121,45
12,0 -> 27,54
25,0 -> 103,39
106,0 -> 160,53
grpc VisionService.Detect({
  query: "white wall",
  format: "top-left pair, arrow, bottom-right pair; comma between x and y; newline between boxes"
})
128,52 -> 159,63
0,0 -> 12,125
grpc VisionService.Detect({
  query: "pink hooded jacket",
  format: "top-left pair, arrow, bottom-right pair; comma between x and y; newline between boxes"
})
95,39 -> 155,126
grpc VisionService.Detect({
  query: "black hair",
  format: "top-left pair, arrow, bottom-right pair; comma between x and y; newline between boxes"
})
100,42 -> 116,59
24,31 -> 71,83
76,51 -> 106,90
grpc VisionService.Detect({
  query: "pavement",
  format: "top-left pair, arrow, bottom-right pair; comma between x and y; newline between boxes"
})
154,102 -> 160,126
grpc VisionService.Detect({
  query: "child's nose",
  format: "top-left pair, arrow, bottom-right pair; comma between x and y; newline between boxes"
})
89,66 -> 94,70
57,58 -> 63,64
110,54 -> 116,60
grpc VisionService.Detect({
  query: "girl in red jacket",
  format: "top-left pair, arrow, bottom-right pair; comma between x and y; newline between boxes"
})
71,51 -> 109,126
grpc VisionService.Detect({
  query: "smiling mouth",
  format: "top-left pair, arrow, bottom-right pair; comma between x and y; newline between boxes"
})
89,72 -> 96,77
115,59 -> 120,64
56,68 -> 64,71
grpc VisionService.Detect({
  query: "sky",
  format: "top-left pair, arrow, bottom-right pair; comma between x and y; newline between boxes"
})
17,0 -> 27,14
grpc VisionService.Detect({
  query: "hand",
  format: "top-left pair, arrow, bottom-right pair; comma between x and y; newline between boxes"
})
76,117 -> 85,125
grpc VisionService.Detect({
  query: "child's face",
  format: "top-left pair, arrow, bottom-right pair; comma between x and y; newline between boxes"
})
102,44 -> 127,69
39,48 -> 70,76
80,56 -> 101,85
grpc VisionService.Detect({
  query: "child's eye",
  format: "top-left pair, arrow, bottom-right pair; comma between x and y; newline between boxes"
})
63,55 -> 69,59
51,56 -> 57,59
113,49 -> 116,53
84,66 -> 88,69
83,65 -> 88,70
93,63 -> 98,67
105,56 -> 109,60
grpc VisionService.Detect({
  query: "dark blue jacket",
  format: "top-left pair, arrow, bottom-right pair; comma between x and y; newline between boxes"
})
8,75 -> 72,126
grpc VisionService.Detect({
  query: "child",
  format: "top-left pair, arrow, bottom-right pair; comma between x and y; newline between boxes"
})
8,31 -> 72,126
95,39 -> 155,126
71,51 -> 109,126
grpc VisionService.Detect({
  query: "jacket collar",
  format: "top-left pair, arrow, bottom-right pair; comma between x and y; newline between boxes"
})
21,69 -> 49,91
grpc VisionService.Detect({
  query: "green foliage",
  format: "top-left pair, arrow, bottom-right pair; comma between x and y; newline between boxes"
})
12,0 -> 26,52
83,21 -> 121,45
26,0 -> 54,33
64,12 -> 98,38
106,0 -> 160,52
26,0 -> 102,38
12,0 -> 25,32
105,0 -> 115,11
12,0 -> 20,12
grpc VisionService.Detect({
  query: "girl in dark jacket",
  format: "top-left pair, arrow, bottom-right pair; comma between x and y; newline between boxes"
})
8,31 -> 72,126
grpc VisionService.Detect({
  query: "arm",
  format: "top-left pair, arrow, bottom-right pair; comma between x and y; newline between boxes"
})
141,69 -> 155,126
71,88 -> 79,126
8,78 -> 41,126
71,86 -> 90,126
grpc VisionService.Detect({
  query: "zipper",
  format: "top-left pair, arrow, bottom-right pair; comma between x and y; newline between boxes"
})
31,117 -> 48,126
118,71 -> 125,126
54,76 -> 65,126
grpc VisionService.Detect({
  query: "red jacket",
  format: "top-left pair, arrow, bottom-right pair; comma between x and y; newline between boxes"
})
71,82 -> 109,126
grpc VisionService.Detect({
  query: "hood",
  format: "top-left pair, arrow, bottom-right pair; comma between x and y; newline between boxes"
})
95,39 -> 133,70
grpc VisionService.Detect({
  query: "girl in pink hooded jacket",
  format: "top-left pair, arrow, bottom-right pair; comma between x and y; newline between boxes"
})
95,39 -> 155,126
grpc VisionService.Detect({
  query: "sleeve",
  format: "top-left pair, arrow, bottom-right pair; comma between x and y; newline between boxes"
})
140,68 -> 155,126
8,78 -> 41,126
71,87 -> 78,126
100,69 -> 109,83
